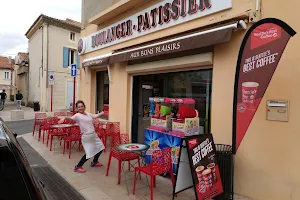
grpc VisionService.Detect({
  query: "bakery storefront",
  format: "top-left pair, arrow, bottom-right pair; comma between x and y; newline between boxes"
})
79,0 -> 300,199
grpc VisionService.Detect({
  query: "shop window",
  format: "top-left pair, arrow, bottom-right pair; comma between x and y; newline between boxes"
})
96,71 -> 109,119
132,69 -> 212,143
167,70 -> 212,133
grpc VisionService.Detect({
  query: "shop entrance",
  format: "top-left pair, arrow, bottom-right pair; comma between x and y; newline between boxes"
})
96,71 -> 109,119
131,69 -> 212,143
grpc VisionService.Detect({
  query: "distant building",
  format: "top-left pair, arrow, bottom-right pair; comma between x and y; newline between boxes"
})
14,52 -> 29,105
0,56 -> 15,99
25,14 -> 81,111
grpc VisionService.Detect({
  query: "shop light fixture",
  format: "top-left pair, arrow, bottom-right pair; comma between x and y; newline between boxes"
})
82,52 -> 112,63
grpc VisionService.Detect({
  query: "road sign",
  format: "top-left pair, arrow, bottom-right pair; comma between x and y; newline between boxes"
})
48,72 -> 54,85
71,64 -> 77,77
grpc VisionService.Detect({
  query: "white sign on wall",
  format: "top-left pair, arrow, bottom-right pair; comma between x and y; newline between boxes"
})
80,0 -> 232,54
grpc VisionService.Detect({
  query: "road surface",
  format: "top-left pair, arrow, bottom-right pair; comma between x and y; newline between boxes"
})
5,119 -> 34,135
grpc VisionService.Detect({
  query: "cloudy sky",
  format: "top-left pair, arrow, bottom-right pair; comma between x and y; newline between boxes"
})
0,0 -> 81,57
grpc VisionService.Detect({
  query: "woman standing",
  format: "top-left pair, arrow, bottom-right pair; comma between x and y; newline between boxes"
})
58,100 -> 105,173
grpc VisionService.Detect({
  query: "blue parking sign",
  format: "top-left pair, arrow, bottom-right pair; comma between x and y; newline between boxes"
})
71,64 -> 77,76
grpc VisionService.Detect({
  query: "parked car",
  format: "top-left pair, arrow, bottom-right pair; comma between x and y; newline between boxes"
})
0,118 -> 48,200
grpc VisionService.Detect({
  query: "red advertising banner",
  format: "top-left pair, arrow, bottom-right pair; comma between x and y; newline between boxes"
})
233,18 -> 296,153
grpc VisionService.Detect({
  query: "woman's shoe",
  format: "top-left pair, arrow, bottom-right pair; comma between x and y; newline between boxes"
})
74,166 -> 86,173
91,162 -> 103,167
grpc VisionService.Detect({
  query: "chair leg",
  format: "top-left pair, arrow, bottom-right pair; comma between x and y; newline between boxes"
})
128,161 -> 130,171
133,169 -> 137,195
69,140 -> 72,159
138,158 -> 141,180
42,130 -> 46,144
38,128 -> 42,141
103,136 -> 107,153
106,153 -> 112,176
50,136 -> 53,151
153,176 -> 156,188
32,123 -> 36,136
63,141 -> 66,154
117,160 -> 122,184
150,175 -> 154,200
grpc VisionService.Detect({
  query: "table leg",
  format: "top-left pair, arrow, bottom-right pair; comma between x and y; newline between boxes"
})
121,161 -> 130,195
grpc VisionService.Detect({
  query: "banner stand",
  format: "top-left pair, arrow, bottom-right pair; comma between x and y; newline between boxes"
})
232,18 -> 296,154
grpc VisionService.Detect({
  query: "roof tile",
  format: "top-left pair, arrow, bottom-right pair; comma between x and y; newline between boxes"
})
0,56 -> 14,69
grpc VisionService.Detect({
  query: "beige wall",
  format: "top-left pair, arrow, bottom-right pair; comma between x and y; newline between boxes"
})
211,1 -> 300,200
0,69 -> 14,86
80,0 -> 257,111
28,23 -> 80,111
28,28 -> 42,104
47,25 -> 80,111
79,0 -> 300,199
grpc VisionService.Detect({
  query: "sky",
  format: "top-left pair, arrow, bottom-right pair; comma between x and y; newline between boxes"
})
0,0 -> 81,57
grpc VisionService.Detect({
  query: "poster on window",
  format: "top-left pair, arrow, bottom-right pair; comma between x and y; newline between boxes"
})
232,18 -> 296,153
173,134 -> 223,200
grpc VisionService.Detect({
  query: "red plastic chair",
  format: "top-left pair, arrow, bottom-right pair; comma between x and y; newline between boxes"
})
106,133 -> 141,184
54,111 -> 65,117
102,122 -> 120,152
63,126 -> 81,159
133,147 -> 175,200
94,123 -> 105,141
32,113 -> 47,137
46,120 -> 70,151
40,117 -> 56,144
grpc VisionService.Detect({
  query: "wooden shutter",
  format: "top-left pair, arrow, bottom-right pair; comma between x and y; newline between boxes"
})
63,47 -> 69,68
76,52 -> 80,69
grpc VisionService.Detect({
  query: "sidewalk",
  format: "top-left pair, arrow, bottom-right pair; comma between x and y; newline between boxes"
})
21,133 -> 252,200
0,101 -> 57,122
0,101 -> 35,121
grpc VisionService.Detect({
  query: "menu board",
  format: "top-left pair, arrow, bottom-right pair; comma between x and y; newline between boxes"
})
173,134 -> 223,200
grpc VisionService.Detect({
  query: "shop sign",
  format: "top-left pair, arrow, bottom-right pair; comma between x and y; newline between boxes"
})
232,18 -> 296,153
109,24 -> 233,63
81,0 -> 232,54
173,134 -> 223,200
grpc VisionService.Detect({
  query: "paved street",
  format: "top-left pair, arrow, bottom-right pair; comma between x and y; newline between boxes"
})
6,119 -> 34,135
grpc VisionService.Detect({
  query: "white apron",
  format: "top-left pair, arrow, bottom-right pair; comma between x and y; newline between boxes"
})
81,132 -> 105,159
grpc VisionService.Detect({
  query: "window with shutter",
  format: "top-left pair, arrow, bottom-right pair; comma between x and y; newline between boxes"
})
77,53 -> 80,69
63,47 -> 69,68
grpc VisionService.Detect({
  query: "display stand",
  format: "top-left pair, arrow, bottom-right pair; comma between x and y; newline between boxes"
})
173,134 -> 224,200
145,97 -> 202,175
144,129 -> 182,174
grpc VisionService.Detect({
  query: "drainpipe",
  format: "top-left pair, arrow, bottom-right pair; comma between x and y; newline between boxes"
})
10,58 -> 13,97
26,60 -> 29,106
45,23 -> 49,112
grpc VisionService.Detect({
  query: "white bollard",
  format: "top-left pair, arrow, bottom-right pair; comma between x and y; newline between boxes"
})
11,110 -> 25,120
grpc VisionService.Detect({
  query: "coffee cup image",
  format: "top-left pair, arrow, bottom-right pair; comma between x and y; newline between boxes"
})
202,168 -> 213,189
242,82 -> 259,109
207,163 -> 217,183
195,166 -> 205,182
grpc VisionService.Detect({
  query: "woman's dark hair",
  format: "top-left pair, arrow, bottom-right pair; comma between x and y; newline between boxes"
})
75,100 -> 85,108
